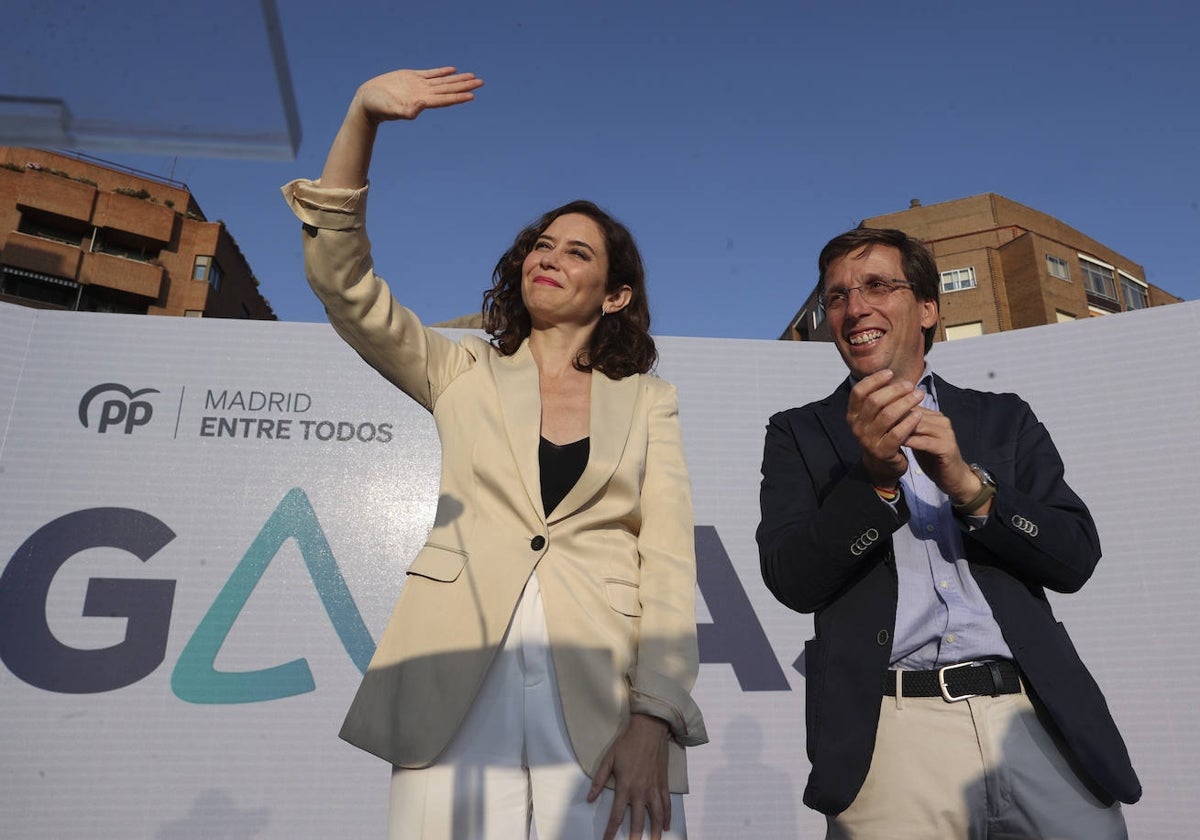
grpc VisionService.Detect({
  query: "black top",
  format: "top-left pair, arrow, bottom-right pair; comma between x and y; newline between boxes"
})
540,436 -> 589,516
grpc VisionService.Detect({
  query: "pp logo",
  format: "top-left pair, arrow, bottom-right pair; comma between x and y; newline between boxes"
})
78,383 -> 160,434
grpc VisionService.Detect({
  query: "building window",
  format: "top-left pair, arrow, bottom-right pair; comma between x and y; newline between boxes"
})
0,265 -> 80,308
192,255 -> 223,292
93,231 -> 157,263
939,266 -> 977,293
17,212 -> 87,247
788,301 -> 826,340
76,285 -> 150,315
1078,256 -> 1117,300
1046,255 -> 1071,281
1119,272 -> 1149,310
944,321 -> 984,340
790,309 -> 811,340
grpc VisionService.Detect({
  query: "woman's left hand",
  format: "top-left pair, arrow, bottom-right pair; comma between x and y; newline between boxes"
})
588,712 -> 671,840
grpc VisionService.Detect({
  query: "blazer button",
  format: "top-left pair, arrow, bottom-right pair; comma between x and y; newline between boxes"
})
530,535 -> 546,551
876,629 -> 890,646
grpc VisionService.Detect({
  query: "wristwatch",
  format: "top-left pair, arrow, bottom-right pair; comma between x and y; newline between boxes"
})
952,463 -> 996,514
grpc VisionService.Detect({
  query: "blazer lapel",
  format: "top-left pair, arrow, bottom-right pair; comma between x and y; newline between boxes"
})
815,378 -> 860,465
547,371 -> 638,523
929,375 -> 982,462
492,341 -> 545,521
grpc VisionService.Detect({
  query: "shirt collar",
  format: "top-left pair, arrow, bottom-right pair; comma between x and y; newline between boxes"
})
847,365 -> 936,398
918,366 -> 937,403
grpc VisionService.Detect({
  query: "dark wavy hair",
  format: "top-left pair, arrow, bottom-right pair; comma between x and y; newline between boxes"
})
818,227 -> 941,353
482,200 -> 656,378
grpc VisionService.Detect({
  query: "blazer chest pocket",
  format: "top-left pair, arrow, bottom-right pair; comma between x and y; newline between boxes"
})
605,579 -> 643,617
406,544 -> 468,582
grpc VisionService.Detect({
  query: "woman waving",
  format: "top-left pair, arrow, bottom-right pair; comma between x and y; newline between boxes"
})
282,67 -> 706,840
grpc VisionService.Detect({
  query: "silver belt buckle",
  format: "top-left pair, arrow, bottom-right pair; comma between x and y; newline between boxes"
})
938,661 -> 982,702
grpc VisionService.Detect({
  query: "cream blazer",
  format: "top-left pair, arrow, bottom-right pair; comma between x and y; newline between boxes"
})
283,180 -> 707,791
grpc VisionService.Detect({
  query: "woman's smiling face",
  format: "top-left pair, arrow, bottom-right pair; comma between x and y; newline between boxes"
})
521,212 -> 614,328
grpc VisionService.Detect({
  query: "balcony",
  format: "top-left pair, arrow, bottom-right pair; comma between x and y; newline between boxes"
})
80,251 -> 163,299
2,231 -> 83,279
17,168 -> 97,222
93,191 -> 175,243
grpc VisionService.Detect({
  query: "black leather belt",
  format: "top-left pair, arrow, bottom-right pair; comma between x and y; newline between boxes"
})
884,660 -> 1022,702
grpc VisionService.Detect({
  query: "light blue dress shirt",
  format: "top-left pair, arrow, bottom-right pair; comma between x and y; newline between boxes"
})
888,370 -> 1013,669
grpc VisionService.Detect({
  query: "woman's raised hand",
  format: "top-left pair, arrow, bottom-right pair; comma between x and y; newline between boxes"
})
320,66 -> 482,189
354,67 -> 483,124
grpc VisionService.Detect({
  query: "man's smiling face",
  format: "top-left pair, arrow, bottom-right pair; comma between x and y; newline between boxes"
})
824,244 -> 939,384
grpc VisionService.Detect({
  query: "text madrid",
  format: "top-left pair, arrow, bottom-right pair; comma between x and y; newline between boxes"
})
202,389 -> 394,442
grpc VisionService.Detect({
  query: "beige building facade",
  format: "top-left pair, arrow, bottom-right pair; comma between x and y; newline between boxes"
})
783,192 -> 1182,342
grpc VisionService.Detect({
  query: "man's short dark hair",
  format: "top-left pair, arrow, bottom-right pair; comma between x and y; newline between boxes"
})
817,227 -> 941,353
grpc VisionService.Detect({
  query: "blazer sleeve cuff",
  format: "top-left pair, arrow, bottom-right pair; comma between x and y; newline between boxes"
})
281,178 -> 368,231
629,684 -> 708,747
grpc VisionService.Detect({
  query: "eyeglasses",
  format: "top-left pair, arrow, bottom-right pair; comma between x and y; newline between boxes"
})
821,278 -> 916,312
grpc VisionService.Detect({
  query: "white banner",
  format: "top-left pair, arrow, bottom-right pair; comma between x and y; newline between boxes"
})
1,300 -> 1197,838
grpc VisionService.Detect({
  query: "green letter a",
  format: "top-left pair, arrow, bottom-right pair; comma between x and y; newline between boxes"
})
172,488 -> 374,703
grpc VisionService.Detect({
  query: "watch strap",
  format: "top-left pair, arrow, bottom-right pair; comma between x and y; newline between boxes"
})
953,464 -> 996,514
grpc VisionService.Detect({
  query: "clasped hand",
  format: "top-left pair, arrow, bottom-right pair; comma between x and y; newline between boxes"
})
847,370 -> 980,504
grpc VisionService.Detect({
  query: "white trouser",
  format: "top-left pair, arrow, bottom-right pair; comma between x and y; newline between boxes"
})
387,573 -> 687,840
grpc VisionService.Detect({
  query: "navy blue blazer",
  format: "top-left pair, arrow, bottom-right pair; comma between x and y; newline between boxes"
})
757,374 -> 1140,814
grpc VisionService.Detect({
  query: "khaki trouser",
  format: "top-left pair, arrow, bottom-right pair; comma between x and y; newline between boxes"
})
827,679 -> 1127,840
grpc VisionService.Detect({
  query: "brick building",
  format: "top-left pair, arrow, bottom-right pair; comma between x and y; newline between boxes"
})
0,147 -> 274,318
782,192 -> 1182,342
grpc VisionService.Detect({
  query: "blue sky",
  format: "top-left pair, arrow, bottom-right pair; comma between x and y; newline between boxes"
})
94,0 -> 1198,338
